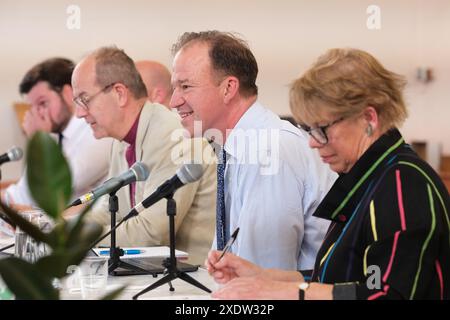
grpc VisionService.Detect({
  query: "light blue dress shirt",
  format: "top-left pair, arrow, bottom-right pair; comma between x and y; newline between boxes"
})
217,101 -> 337,270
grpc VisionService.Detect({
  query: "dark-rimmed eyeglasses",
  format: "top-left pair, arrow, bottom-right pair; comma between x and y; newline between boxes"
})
73,83 -> 116,110
297,117 -> 344,145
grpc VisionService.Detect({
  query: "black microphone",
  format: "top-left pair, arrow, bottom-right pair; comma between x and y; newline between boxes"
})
90,163 -> 204,249
68,162 -> 149,207
0,147 -> 23,166
123,163 -> 204,221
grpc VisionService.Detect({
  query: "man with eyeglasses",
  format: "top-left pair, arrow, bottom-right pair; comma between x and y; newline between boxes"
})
71,47 -> 217,265
1,57 -> 112,210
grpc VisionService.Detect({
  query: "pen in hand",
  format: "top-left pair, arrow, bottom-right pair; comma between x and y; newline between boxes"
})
218,227 -> 240,261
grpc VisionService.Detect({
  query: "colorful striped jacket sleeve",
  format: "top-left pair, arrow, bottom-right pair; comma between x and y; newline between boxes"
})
354,163 -> 449,299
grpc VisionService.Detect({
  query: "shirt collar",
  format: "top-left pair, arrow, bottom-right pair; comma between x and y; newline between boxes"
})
314,128 -> 405,222
224,101 -> 267,160
61,116 -> 83,140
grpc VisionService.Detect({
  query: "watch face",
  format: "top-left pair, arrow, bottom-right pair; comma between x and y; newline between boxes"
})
299,282 -> 309,290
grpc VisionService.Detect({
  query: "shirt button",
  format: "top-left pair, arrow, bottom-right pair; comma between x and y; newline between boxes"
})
338,214 -> 347,222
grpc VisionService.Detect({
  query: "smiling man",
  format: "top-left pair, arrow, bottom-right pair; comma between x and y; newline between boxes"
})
71,47 -> 216,265
2,57 -> 111,208
170,31 -> 337,271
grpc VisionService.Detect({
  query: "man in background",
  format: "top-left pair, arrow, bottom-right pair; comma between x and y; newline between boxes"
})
135,60 -> 172,108
1,57 -> 112,209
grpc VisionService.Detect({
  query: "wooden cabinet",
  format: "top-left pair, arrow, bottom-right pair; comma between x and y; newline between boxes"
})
13,102 -> 30,130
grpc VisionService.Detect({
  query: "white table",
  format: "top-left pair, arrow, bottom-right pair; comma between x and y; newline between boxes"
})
61,267 -> 217,300
2,236 -> 217,300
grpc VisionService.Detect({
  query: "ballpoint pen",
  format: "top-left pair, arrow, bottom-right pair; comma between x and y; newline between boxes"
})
218,227 -> 240,261
98,249 -> 143,255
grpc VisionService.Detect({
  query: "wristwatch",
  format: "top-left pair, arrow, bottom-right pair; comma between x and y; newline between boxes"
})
298,282 -> 310,300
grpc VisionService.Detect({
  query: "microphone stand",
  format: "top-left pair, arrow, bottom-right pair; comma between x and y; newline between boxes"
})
132,193 -> 211,300
104,192 -> 151,276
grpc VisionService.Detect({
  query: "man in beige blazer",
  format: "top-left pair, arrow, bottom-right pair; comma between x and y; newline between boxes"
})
71,46 -> 216,265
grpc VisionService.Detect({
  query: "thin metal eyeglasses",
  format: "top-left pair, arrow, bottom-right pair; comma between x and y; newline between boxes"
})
297,117 -> 344,145
73,83 -> 116,110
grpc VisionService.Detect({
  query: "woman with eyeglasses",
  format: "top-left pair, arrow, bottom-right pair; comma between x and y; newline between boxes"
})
205,48 -> 450,300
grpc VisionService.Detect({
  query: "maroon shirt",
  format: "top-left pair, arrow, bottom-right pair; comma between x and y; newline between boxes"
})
123,113 -> 141,207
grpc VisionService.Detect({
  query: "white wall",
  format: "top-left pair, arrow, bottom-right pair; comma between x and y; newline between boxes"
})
1,0 -> 449,179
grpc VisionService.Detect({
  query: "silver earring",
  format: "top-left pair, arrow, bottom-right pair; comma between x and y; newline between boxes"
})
366,125 -> 373,137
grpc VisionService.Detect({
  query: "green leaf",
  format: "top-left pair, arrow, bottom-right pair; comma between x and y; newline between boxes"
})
35,248 -> 88,279
45,222 -> 66,249
65,200 -> 99,247
0,257 -> 59,300
0,201 -> 49,244
26,131 -> 72,219
35,221 -> 103,278
66,220 -> 103,249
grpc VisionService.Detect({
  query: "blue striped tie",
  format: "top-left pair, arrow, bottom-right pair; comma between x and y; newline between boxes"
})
216,147 -> 228,250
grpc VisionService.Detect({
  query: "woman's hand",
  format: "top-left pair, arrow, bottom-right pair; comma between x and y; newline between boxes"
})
212,277 -> 334,300
205,250 -> 263,284
212,275 -> 299,300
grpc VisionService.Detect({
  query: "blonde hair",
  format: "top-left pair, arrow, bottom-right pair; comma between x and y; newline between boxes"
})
289,48 -> 408,133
